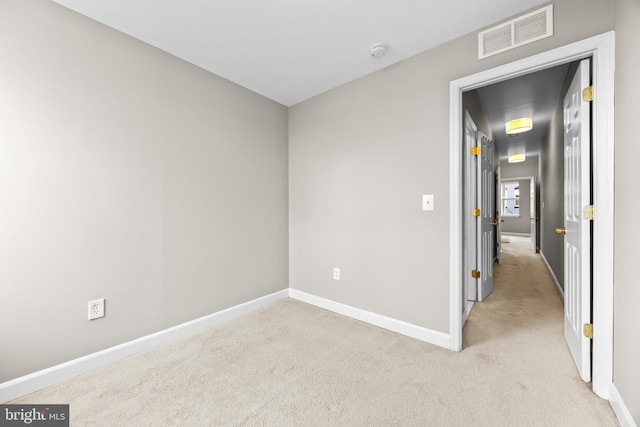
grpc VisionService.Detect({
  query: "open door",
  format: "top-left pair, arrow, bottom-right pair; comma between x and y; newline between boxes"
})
477,132 -> 494,301
464,111 -> 478,305
560,58 -> 592,382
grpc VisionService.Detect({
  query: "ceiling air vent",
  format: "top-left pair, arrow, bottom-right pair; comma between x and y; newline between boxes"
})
478,5 -> 553,59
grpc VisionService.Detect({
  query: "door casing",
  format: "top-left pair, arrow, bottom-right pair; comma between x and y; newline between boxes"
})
529,176 -> 536,253
499,176 -> 535,249
449,32 -> 614,399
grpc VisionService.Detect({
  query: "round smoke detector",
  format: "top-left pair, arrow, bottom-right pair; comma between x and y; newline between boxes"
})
369,43 -> 387,59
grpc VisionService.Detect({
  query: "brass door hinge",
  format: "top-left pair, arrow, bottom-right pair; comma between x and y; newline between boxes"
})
583,205 -> 594,221
471,270 -> 481,279
471,146 -> 481,156
583,323 -> 593,339
471,208 -> 481,217
582,86 -> 594,102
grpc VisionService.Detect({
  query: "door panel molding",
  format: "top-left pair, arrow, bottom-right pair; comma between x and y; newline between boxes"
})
449,32 -> 614,399
477,132 -> 494,301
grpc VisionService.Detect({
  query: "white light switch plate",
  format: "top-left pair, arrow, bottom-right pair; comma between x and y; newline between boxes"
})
422,194 -> 434,211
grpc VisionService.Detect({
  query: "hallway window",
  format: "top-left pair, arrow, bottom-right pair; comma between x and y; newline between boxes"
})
501,181 -> 520,216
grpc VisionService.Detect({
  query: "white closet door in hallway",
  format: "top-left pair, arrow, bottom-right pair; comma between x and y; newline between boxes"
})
561,58 -> 592,383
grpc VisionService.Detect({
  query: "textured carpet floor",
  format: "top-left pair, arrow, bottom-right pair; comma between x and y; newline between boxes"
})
12,236 -> 618,426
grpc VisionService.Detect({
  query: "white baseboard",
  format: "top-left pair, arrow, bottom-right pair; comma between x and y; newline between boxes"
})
289,289 -> 450,349
0,289 -> 289,403
540,251 -> 564,299
609,383 -> 638,427
501,232 -> 531,237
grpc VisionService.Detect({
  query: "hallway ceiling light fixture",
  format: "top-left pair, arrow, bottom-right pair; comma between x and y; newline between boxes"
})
507,142 -> 526,163
508,153 -> 526,163
505,117 -> 533,134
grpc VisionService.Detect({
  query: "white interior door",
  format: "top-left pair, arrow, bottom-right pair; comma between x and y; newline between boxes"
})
464,112 -> 478,304
529,177 -> 536,253
562,59 -> 591,382
477,132 -> 494,301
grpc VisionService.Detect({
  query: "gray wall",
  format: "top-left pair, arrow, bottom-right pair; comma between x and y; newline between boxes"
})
463,91 -> 493,139
614,0 -> 640,423
289,0 -> 614,333
0,0 -> 289,382
539,63 -> 577,292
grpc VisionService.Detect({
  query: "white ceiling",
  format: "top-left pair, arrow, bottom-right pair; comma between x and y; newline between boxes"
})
50,0 -> 547,106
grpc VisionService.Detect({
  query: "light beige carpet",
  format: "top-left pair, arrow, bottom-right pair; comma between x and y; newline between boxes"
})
12,236 -> 618,426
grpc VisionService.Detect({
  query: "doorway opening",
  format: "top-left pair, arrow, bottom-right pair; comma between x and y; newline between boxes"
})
449,32 -> 614,399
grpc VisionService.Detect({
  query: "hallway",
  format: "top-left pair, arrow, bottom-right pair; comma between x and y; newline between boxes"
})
461,235 -> 618,425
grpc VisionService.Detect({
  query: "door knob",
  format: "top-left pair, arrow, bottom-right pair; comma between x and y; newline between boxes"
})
555,227 -> 567,235
491,219 -> 499,226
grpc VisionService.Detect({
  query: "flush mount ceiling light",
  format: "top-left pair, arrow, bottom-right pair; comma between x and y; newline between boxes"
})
508,143 -> 526,163
508,153 -> 526,163
505,117 -> 533,134
369,43 -> 387,59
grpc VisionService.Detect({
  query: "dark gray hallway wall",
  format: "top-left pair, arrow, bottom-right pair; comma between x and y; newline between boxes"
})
500,156 -> 539,180
539,63 -> 577,293
463,91 -> 493,140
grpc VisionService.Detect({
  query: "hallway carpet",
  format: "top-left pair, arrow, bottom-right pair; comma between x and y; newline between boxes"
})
11,236 -> 618,426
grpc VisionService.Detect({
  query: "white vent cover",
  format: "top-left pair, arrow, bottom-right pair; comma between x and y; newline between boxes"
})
478,5 -> 553,59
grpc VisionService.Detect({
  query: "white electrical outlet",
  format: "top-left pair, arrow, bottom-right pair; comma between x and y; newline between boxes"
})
333,268 -> 340,280
88,298 -> 105,320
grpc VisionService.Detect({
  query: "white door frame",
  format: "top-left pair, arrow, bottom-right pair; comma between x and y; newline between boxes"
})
449,32 -> 614,399
499,176 -> 535,247
529,176 -> 536,253
495,166 -> 501,264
